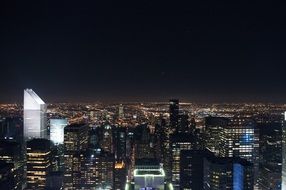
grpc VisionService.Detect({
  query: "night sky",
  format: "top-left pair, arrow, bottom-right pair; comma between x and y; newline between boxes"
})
1,1 -> 286,103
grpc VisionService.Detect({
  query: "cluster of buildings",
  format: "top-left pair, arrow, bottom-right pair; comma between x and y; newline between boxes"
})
0,89 -> 284,189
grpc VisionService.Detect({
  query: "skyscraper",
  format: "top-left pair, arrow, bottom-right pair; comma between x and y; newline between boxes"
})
204,116 -> 259,188
180,149 -> 254,190
24,89 -> 47,140
26,138 -> 51,189
63,123 -> 89,189
133,159 -> 166,190
50,119 -> 68,145
282,111 -> 286,189
169,99 -> 179,131
0,140 -> 24,189
170,133 -> 193,189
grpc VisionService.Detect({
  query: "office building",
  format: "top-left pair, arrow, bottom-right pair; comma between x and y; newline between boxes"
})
63,123 -> 88,189
24,89 -> 47,140
134,159 -> 165,190
114,161 -> 127,190
282,111 -> 286,189
26,138 -> 51,189
0,161 -> 18,190
0,140 -> 23,189
50,118 -> 68,145
180,149 -> 253,190
170,132 -> 193,189
169,99 -> 179,131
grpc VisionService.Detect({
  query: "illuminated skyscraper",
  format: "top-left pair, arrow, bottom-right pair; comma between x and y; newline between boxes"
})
50,119 -> 68,145
63,123 -> 88,189
204,155 -> 253,190
24,89 -> 47,140
133,159 -> 166,190
26,139 -> 51,189
204,116 -> 259,188
170,133 -> 193,189
204,117 -> 229,155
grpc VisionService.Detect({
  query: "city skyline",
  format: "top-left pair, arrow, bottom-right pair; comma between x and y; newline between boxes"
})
0,89 -> 285,189
1,0 -> 286,189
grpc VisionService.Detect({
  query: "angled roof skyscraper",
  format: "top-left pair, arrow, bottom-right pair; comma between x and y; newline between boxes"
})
24,89 -> 47,140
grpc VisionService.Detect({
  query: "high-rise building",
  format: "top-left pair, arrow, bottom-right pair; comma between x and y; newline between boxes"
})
81,149 -> 98,189
180,149 -> 253,190
118,104 -> 124,119
169,99 -> 179,131
0,140 -> 24,190
282,111 -> 286,189
170,132 -> 193,189
26,138 -> 51,189
223,117 -> 259,163
257,119 -> 282,189
178,113 -> 190,133
204,117 -> 229,155
114,127 -> 126,160
204,116 -> 259,188
45,171 -> 64,190
133,159 -> 166,190
0,117 -> 23,143
204,154 -> 253,190
0,161 -> 18,190
135,125 -> 155,159
180,150 -> 205,190
114,161 -> 127,190
24,89 -> 47,140
95,151 -> 115,189
63,123 -> 88,189
50,119 -> 68,145
100,124 -> 114,153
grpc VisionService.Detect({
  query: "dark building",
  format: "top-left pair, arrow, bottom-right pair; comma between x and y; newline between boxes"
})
178,113 -> 190,133
154,117 -> 167,163
257,118 -> 282,189
114,161 -> 127,190
204,155 -> 254,190
0,140 -> 24,190
26,138 -> 52,189
180,150 -> 253,190
180,150 -> 205,190
169,99 -> 179,131
114,127 -> 126,160
135,125 -> 155,159
0,161 -> 18,190
100,124 -> 114,154
45,171 -> 64,190
0,117 -> 23,143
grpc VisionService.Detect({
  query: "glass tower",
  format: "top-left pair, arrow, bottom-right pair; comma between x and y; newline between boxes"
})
24,89 -> 47,140
50,119 -> 68,145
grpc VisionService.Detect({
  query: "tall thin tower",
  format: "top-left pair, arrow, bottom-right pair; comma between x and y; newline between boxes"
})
24,89 -> 47,140
169,99 -> 179,131
282,111 -> 286,189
